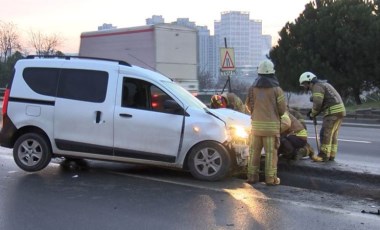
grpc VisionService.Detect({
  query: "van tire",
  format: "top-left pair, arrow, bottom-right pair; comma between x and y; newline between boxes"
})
13,133 -> 52,172
188,141 -> 231,181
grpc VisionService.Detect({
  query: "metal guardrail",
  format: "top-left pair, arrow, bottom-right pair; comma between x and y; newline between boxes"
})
0,87 -> 5,100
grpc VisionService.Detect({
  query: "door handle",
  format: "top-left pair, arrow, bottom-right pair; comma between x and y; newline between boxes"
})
119,113 -> 132,118
96,111 -> 101,123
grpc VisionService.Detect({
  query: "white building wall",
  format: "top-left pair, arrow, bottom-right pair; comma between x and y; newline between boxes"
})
79,24 -> 198,91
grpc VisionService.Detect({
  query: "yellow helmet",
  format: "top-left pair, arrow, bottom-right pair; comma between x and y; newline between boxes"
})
299,72 -> 317,85
258,60 -> 275,75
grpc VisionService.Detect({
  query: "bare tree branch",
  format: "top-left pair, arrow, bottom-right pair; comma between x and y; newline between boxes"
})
28,30 -> 62,55
0,21 -> 21,62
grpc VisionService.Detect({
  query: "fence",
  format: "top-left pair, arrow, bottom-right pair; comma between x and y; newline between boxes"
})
0,88 -> 5,100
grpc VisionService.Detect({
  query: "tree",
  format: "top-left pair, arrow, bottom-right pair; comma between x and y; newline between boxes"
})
0,21 -> 21,62
270,0 -> 379,104
28,30 -> 63,55
198,71 -> 217,90
0,51 -> 24,87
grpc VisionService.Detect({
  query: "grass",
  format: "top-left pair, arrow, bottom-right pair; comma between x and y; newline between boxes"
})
345,100 -> 380,113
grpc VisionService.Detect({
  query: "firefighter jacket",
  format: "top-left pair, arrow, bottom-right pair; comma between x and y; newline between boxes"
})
222,92 -> 246,113
310,81 -> 346,117
246,75 -> 286,137
281,112 -> 308,140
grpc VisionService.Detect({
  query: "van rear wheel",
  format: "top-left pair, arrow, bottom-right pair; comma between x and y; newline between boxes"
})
188,142 -> 231,181
13,133 -> 52,172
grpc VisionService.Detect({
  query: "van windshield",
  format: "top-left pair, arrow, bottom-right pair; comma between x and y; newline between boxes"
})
162,81 -> 207,110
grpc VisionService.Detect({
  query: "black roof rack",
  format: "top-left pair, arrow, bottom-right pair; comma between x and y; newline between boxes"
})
26,55 -> 132,67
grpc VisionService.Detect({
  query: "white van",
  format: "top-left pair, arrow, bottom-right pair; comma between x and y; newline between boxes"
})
0,56 -> 250,181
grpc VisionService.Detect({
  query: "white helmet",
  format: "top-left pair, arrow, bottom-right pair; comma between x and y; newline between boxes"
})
258,60 -> 275,75
299,72 -> 317,85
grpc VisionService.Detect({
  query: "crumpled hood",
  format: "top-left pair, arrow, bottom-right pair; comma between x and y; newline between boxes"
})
208,108 -> 251,129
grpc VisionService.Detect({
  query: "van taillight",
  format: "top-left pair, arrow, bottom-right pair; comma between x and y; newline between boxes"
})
2,88 -> 10,116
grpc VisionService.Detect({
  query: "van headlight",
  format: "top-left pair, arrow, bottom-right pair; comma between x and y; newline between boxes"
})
229,125 -> 249,140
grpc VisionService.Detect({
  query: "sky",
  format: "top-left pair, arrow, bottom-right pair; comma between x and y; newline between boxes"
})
1,0 -> 313,54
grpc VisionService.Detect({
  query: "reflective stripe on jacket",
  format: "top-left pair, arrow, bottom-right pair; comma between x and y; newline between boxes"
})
311,81 -> 346,117
281,111 -> 308,140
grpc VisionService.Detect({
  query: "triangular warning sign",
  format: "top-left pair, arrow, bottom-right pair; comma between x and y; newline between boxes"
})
222,51 -> 235,70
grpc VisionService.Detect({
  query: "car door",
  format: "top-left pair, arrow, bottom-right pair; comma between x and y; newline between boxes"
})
53,68 -> 115,156
113,77 -> 184,163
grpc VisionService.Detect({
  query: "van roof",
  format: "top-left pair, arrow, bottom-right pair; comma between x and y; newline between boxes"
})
26,55 -> 131,66
19,55 -> 173,83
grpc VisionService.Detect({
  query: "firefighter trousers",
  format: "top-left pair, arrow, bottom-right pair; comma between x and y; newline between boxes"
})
320,114 -> 344,158
247,135 -> 279,180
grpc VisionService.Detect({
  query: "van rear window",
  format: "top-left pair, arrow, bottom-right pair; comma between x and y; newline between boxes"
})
58,69 -> 108,103
23,67 -> 60,96
23,67 -> 108,103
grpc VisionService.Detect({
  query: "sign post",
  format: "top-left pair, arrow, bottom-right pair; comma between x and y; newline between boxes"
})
220,38 -> 235,93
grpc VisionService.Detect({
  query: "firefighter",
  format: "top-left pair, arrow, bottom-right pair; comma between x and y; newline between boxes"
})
279,111 -> 315,160
245,60 -> 286,185
299,71 -> 346,162
210,92 -> 246,113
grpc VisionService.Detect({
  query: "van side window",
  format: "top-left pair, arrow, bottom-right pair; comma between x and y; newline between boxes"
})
122,78 -> 180,114
150,85 -> 172,113
23,67 -> 60,96
58,69 -> 108,103
122,78 -> 149,109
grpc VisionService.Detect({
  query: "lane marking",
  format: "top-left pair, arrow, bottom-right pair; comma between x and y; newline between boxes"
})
308,137 -> 371,144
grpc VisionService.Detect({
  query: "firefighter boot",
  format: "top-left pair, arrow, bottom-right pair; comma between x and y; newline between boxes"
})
265,176 -> 280,186
329,153 -> 336,161
305,143 -> 315,159
312,152 -> 329,162
246,173 -> 259,184
294,147 -> 307,160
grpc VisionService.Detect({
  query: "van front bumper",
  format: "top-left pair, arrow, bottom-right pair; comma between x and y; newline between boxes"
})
230,141 -> 249,167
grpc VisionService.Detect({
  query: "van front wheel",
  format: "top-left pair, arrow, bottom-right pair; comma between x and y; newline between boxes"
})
188,142 -> 231,181
13,133 -> 52,172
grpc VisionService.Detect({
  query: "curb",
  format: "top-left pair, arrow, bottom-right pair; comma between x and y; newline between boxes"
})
277,158 -> 380,199
278,159 -> 380,184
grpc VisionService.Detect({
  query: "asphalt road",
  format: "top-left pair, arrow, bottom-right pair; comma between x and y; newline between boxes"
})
1,109 -> 379,229
305,123 -> 380,171
0,153 -> 379,230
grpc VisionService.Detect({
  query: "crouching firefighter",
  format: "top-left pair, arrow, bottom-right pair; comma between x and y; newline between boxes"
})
210,92 -> 246,113
279,111 -> 315,160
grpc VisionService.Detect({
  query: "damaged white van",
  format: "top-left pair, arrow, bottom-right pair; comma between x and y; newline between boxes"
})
0,56 -> 250,181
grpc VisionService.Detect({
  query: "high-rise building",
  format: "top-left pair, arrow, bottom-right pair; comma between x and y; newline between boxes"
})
146,12 -> 271,82
213,11 -> 271,78
171,18 -> 215,84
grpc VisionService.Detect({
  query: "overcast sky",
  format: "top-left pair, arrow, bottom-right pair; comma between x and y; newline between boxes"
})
1,0 -> 313,53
